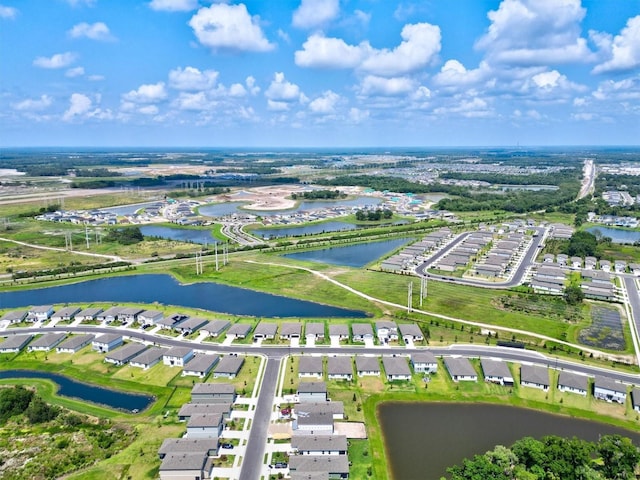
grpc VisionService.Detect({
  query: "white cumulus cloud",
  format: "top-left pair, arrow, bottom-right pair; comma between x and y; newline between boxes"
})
0,5 -> 18,19
358,75 -> 416,96
292,0 -> 339,29
169,66 -> 219,91
433,60 -> 489,87
189,3 -> 274,53
13,95 -> 53,111
123,82 -> 168,103
63,93 -> 93,121
68,22 -> 115,41
265,72 -> 305,103
295,34 -> 369,69
149,0 -> 198,11
309,90 -> 340,114
592,15 -> 640,74
33,52 -> 77,69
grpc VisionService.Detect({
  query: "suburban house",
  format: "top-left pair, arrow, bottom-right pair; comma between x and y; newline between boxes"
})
76,307 -> 103,322
56,334 -> 94,354
582,269 -> 612,285
97,306 -> 124,323
178,402 -> 232,421
305,322 -> 325,342
411,352 -> 438,374
299,356 -> 324,378
585,256 -> 597,270
27,305 -> 54,322
291,434 -> 348,456
158,452 -> 209,480
632,387 -> 640,412
355,355 -> 380,376
225,323 -> 252,340
328,324 -> 349,341
600,260 -> 612,272
294,410 -> 334,435
444,357 -> 478,382
375,321 -> 398,343
557,371 -> 589,396
104,343 -> 148,366
280,322 -> 303,340
0,335 -> 33,353
480,358 -> 513,386
593,376 -> 627,403
182,354 -> 220,378
213,355 -> 244,379
296,402 -> 344,421
351,323 -> 374,343
0,310 -> 27,324
520,365 -> 550,391
130,347 -> 167,369
570,256 -> 583,269
91,333 -> 123,353
163,346 -> 194,367
298,381 -> 328,403
51,306 -> 81,323
382,356 -> 412,381
186,412 -> 224,439
327,356 -> 353,381
137,309 -> 164,326
398,323 -> 424,343
288,455 -> 349,479
28,333 -> 66,352
158,438 -> 218,459
253,322 -> 278,340
201,320 -> 231,338
191,383 -> 236,404
118,307 -> 144,323
157,313 -> 190,330
175,316 -> 209,335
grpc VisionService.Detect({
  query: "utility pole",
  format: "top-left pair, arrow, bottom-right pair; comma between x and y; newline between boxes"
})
195,251 -> 203,275
215,242 -> 219,271
65,232 -> 72,250
407,281 -> 413,313
419,276 -> 427,307
223,242 -> 229,266
85,224 -> 90,249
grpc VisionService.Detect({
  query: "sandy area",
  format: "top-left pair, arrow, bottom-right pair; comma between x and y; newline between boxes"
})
228,185 -> 307,211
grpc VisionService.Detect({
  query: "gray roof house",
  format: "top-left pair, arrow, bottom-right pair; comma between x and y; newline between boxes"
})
56,334 -> 94,354
226,323 -> 252,339
355,355 -> 380,376
28,333 -> 66,352
76,307 -> 103,322
294,410 -> 334,435
158,438 -> 218,459
0,335 -> 33,353
0,310 -> 27,324
178,402 -> 232,421
327,356 -> 353,381
375,321 -> 398,343
253,322 -> 278,340
137,309 -> 163,325
298,381 -> 328,403
175,316 -> 209,334
632,387 -> 640,413
156,313 -> 190,330
411,352 -> 438,374
290,472 -> 329,480
296,402 -> 344,420
280,322 -> 303,339
291,434 -> 348,455
201,319 -> 231,338
593,376 -> 627,404
104,343 -> 148,366
97,306 -> 124,323
351,323 -> 374,342
305,322 -> 325,340
159,452 -> 208,480
382,356 -> 412,381
182,354 -> 220,378
118,307 -> 144,323
520,364 -> 550,391
27,305 -> 54,322
328,324 -> 349,340
398,323 -> 424,342
299,356 -> 324,378
130,347 -> 167,369
444,357 -> 477,382
91,333 -> 123,352
213,355 -> 244,378
51,306 -> 81,322
480,358 -> 513,386
558,371 -> 589,396
163,347 -> 194,367
186,413 -> 223,439
191,383 -> 236,404
289,455 -> 349,479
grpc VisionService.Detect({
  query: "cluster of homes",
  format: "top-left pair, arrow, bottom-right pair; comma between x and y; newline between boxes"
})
548,223 -> 575,239
588,212 -> 639,228
531,255 -> 628,300
159,382 -> 238,480
381,228 -> 452,273
434,231 -> 494,272
473,232 -> 529,278
601,191 -> 638,208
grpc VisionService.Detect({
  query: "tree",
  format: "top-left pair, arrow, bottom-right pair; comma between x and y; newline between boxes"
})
596,435 -> 640,480
25,396 -> 59,424
0,386 -> 34,423
564,285 -> 585,305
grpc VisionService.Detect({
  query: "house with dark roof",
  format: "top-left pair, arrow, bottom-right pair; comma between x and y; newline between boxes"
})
632,387 -> 640,412
0,310 -> 27,324
0,335 -> 33,353
298,381 -> 327,403
187,413 -> 224,439
253,322 -> 278,340
296,402 -> 344,420
444,357 -> 477,382
157,313 -> 190,330
56,334 -> 94,353
520,364 -> 550,391
182,354 -> 220,378
130,347 -> 167,369
91,333 -> 123,352
351,323 -> 374,343
51,306 -> 81,323
480,358 -> 513,386
558,371 -> 589,396
159,452 -> 209,480
158,438 -> 218,459
97,306 -> 124,323
201,319 -> 231,338
191,383 -> 236,404
178,402 -> 232,421
355,355 -> 380,376
28,333 -> 66,352
327,356 -> 353,381
291,434 -> 348,456
175,316 -> 209,335
76,307 -> 103,322
382,356 -> 412,381
594,376 -> 627,404
305,322 -> 325,341
280,322 -> 303,340
137,309 -> 163,325
411,352 -> 438,374
226,323 -> 252,339
163,346 -> 194,367
294,410 -> 334,435
328,324 -> 348,341
213,355 -> 244,378
118,307 -> 144,323
398,323 -> 424,343
288,455 -> 349,479
104,343 -> 148,366
299,356 -> 323,378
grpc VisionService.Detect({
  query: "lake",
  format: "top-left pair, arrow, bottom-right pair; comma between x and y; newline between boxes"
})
379,402 -> 640,480
586,226 -> 640,244
0,274 -> 366,318
0,369 -> 152,412
101,202 -> 157,216
140,225 -> 217,245
283,238 -> 411,267
252,221 -> 359,239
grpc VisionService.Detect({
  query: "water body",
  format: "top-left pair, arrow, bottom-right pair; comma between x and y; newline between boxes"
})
140,225 -> 218,245
101,202 -> 157,216
379,402 -> 640,480
283,238 -> 411,267
252,221 -> 359,239
0,274 -> 366,318
199,197 -> 382,218
586,226 -> 640,244
0,369 -> 152,412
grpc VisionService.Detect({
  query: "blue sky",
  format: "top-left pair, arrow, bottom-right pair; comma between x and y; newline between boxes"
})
1,0 -> 639,147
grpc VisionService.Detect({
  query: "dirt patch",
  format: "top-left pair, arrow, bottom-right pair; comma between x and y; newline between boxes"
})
334,421 -> 367,439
